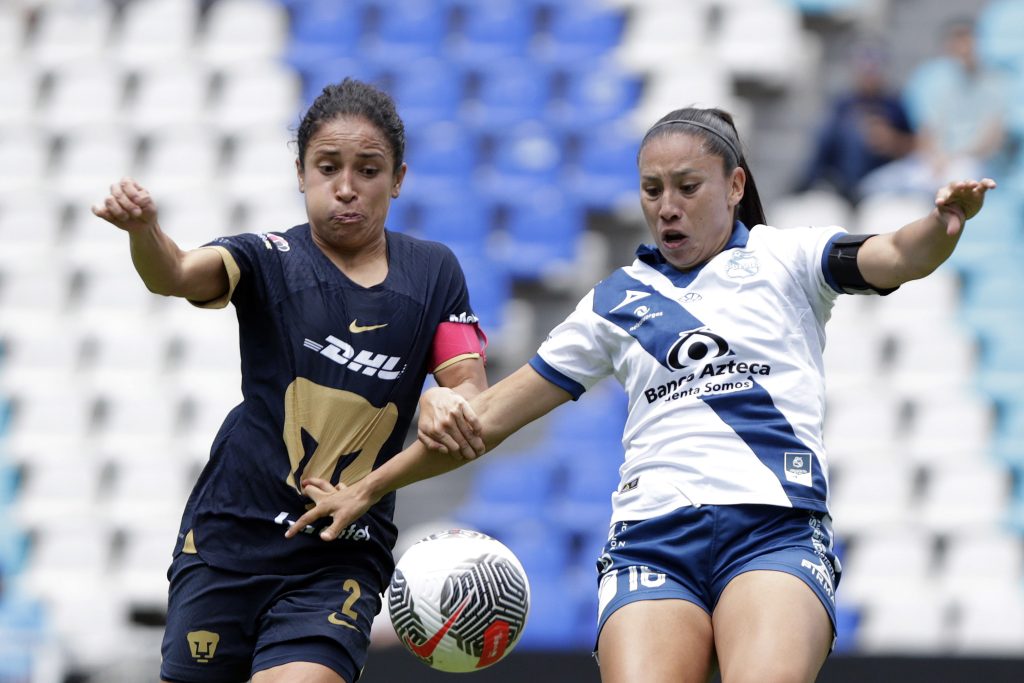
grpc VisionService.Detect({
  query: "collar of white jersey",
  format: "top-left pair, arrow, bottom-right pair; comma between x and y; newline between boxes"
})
636,220 -> 751,278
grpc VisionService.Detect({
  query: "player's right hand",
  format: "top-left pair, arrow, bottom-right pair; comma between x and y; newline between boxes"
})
91,177 -> 158,233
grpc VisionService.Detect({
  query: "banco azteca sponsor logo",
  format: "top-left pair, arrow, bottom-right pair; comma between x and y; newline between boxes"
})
645,326 -> 772,404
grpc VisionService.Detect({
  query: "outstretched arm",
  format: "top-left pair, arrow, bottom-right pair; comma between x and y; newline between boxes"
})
92,178 -> 229,302
285,364 -> 572,540
857,178 -> 996,289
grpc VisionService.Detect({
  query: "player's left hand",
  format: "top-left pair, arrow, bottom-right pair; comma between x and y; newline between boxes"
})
284,478 -> 372,541
417,387 -> 485,461
935,178 -> 997,236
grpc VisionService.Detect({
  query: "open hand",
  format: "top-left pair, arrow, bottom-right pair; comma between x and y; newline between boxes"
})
91,177 -> 158,233
935,178 -> 997,237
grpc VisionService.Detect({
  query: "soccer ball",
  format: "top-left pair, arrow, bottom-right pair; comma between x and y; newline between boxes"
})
388,529 -> 530,672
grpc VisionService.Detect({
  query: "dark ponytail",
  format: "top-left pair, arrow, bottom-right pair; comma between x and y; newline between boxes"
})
639,107 -> 767,227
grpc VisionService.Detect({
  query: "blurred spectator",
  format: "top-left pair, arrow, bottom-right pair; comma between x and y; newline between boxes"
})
858,17 -> 1011,198
792,41 -> 915,204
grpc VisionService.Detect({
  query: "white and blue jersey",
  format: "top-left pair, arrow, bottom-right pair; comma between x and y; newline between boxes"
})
530,221 -> 850,523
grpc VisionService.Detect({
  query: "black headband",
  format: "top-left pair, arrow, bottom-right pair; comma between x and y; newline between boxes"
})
643,119 -> 741,162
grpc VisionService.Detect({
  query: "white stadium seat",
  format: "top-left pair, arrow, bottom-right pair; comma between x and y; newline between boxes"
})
125,62 -> 213,136
198,0 -> 290,67
26,1 -> 113,68
112,0 -> 200,69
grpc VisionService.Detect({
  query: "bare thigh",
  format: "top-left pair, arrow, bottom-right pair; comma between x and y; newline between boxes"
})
598,599 -> 715,683
712,570 -> 832,683
251,662 -> 347,683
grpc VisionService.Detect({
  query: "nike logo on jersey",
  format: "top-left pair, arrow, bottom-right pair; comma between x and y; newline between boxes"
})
610,289 -> 651,313
404,593 -> 473,659
349,320 -> 388,333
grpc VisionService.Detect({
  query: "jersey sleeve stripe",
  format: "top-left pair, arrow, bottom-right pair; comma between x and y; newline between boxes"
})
528,355 -> 586,400
189,245 -> 240,309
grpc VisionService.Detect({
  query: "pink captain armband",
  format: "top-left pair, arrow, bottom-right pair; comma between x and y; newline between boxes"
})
430,322 -> 488,373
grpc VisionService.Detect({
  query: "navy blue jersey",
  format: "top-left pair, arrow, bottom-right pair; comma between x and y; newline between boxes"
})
174,225 -> 477,579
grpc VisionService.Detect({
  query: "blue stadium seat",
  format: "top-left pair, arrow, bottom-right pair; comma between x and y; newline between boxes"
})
478,123 -> 565,204
446,0 -> 537,64
284,0 -> 366,75
566,126 -> 641,210
497,189 -> 583,280
536,4 -> 626,67
364,0 -> 451,68
414,193 -> 494,248
402,121 -> 480,200
549,64 -> 643,134
386,59 -> 467,129
463,60 -> 555,132
454,452 -> 563,539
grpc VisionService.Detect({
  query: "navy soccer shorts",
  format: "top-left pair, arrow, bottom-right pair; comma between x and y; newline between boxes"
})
595,504 -> 841,645
160,552 -> 384,683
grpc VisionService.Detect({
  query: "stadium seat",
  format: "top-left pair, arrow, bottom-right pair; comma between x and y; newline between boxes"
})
714,0 -> 819,91
284,0 -> 366,75
52,126 -> 137,206
25,0 -> 114,68
828,460 -> 918,536
918,461 -> 1011,534
401,120 -> 480,200
477,123 -> 564,204
939,529 -> 1024,599
0,6 -> 24,64
37,61 -> 128,135
412,193 -> 494,249
0,62 -> 38,133
11,458 -> 104,530
855,583 -> 951,653
454,450 -> 562,533
126,63 -> 213,136
463,60 -> 555,132
837,528 -> 936,609
235,192 -> 309,236
223,126 -> 301,202
536,3 -> 626,67
364,0 -> 451,67
497,188 -> 583,280
950,585 -> 1024,654
854,192 -> 935,236
548,62 -> 643,134
0,266 -> 73,350
612,3 -> 711,73
136,126 -> 222,200
212,62 -> 304,135
446,0 -> 537,64
768,189 -> 852,231
445,245 -> 511,332
564,125 -> 641,210
198,0 -> 290,68
904,392 -> 992,466
112,0 -> 200,69
386,59 -> 467,129
0,133 -> 50,203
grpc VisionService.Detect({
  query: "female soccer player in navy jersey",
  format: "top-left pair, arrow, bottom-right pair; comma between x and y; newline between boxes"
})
287,106 -> 996,683
93,79 -> 488,683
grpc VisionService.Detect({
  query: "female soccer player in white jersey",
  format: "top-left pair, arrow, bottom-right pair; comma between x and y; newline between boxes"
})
287,107 -> 996,683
